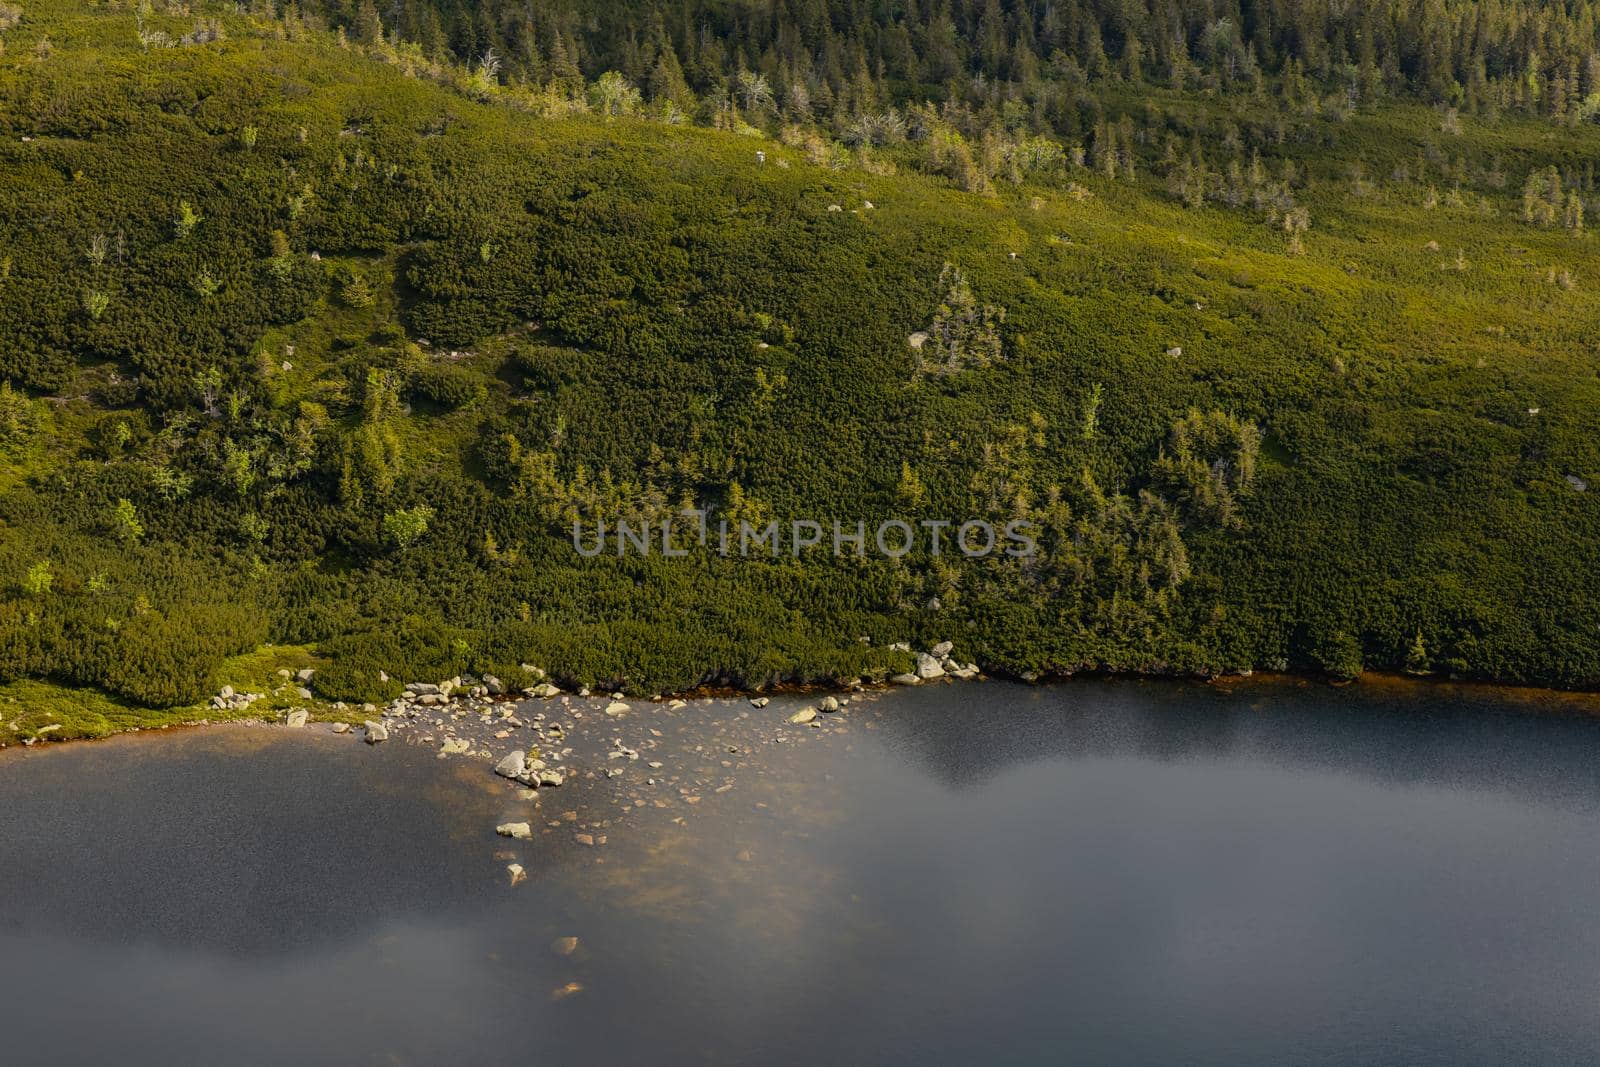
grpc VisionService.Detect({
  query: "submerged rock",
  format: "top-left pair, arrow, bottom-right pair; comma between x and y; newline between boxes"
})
551,936 -> 579,956
507,863 -> 527,887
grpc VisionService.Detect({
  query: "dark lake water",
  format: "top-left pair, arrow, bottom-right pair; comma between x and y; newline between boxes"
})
2,678 -> 1598,1065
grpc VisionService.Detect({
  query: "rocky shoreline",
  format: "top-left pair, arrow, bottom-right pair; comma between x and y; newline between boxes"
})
167,640 -> 982,882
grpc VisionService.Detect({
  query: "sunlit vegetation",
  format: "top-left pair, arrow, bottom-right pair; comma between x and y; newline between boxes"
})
0,0 -> 1597,729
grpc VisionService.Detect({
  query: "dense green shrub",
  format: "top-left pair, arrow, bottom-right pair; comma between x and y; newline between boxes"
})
0,1 -> 1597,713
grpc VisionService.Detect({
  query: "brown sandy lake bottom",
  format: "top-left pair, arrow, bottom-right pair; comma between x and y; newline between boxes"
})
1,678 -> 1599,1065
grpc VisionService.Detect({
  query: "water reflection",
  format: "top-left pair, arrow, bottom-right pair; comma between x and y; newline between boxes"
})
0,680 -> 1597,1066
871,678 -> 1600,808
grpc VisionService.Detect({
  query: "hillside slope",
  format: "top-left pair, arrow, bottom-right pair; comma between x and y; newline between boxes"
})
1,1 -> 1599,735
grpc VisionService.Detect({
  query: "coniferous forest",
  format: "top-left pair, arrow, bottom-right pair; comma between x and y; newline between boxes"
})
2,0 -> 1599,738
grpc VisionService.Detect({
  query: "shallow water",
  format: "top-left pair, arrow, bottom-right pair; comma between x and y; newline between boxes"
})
2,679 -> 1598,1065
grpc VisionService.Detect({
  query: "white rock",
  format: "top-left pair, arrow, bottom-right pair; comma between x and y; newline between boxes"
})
788,707 -> 818,724
494,751 -> 527,779
285,709 -> 309,729
750,696 -> 770,709
818,696 -> 840,713
507,863 -> 527,887
915,653 -> 946,680
889,673 -> 922,686
604,701 -> 630,716
497,822 -> 532,840
364,721 -> 388,744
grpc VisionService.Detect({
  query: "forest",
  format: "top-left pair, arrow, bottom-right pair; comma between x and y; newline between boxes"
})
0,0 -> 1597,739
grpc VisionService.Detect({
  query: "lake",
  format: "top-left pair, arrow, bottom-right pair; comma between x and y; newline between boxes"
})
1,677 -> 1597,1065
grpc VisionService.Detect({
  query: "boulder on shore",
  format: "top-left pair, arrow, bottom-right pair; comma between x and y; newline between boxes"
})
915,653 -> 946,680
285,709 -> 309,729
495,751 -> 527,779
889,673 -> 922,686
